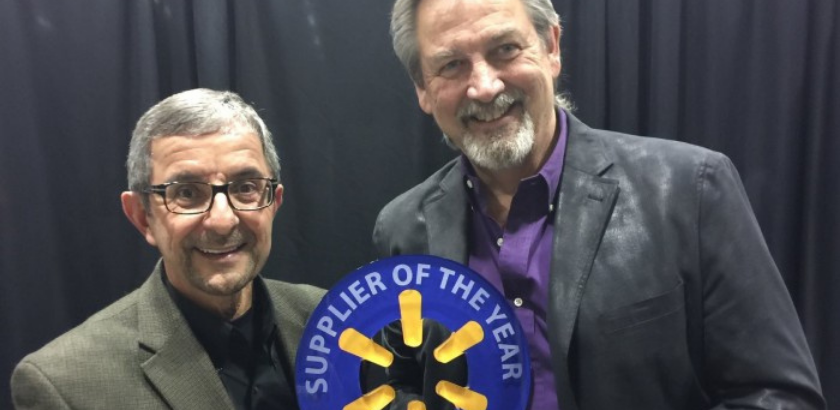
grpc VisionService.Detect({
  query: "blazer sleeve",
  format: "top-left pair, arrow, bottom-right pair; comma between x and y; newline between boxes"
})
698,153 -> 825,409
11,360 -> 72,410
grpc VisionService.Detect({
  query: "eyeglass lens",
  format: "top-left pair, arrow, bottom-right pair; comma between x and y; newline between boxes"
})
164,179 -> 273,213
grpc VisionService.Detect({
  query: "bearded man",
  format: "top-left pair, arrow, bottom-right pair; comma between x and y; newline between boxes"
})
372,0 -> 825,409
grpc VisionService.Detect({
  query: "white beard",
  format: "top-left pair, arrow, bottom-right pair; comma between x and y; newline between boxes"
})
460,113 -> 534,170
444,89 -> 534,171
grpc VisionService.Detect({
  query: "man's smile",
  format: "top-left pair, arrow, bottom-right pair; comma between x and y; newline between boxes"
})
195,243 -> 246,258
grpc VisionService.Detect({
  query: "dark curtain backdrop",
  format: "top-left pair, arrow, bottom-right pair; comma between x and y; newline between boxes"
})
1,0 -> 837,407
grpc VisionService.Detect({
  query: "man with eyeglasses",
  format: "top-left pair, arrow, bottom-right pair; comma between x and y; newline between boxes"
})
11,89 -> 325,409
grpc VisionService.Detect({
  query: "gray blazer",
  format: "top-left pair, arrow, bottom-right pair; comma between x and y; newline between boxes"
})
372,113 -> 825,409
11,262 -> 325,409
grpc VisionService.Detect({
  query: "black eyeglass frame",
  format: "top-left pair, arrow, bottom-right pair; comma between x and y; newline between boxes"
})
143,177 -> 279,215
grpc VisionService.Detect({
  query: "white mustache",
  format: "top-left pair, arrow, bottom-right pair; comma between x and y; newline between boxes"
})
458,90 -> 524,123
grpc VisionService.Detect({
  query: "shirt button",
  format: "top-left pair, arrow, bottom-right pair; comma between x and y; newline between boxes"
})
496,237 -> 504,247
466,179 -> 474,189
549,203 -> 555,212
513,297 -> 524,307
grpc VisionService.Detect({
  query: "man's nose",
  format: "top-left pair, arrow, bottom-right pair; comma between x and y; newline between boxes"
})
204,192 -> 238,233
466,62 -> 504,103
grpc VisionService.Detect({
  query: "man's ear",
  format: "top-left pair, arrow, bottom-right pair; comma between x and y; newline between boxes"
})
272,184 -> 284,215
548,24 -> 562,77
415,83 -> 433,114
121,191 -> 157,247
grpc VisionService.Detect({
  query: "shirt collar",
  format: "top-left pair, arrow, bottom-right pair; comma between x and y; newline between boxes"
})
461,108 -> 568,214
161,266 -> 278,368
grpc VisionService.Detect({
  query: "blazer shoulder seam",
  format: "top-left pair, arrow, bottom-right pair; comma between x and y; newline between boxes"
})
14,359 -> 72,408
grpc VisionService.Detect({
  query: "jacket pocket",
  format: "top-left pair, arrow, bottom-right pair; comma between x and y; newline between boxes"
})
599,282 -> 685,334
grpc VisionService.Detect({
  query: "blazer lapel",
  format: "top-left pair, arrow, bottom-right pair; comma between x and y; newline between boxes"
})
137,263 -> 233,410
424,163 -> 470,264
269,284 -> 307,367
549,114 -> 619,410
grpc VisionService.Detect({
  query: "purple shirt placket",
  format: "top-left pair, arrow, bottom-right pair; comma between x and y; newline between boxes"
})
463,109 -> 568,410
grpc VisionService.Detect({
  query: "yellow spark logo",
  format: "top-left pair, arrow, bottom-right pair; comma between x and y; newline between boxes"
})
337,289 -> 488,410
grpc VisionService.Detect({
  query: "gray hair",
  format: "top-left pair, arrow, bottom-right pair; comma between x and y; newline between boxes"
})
391,0 -> 557,81
126,89 -> 280,206
391,0 -> 573,110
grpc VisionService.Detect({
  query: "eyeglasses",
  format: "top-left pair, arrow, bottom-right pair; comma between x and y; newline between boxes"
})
143,177 -> 279,215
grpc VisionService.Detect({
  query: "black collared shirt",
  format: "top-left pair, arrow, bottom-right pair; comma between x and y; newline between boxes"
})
162,270 -> 299,410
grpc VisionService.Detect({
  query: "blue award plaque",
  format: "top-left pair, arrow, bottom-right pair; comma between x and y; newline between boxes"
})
295,255 -> 531,410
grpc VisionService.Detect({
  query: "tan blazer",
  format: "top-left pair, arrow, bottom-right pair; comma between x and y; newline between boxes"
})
11,262 -> 325,409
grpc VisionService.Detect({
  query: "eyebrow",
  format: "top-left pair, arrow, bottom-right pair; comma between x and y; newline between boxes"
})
229,167 -> 271,180
427,28 -> 525,66
164,171 -> 204,183
488,28 -> 522,45
428,50 -> 458,67
163,167 -> 268,184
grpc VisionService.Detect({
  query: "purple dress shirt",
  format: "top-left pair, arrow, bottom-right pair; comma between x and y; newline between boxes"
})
463,109 -> 568,410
